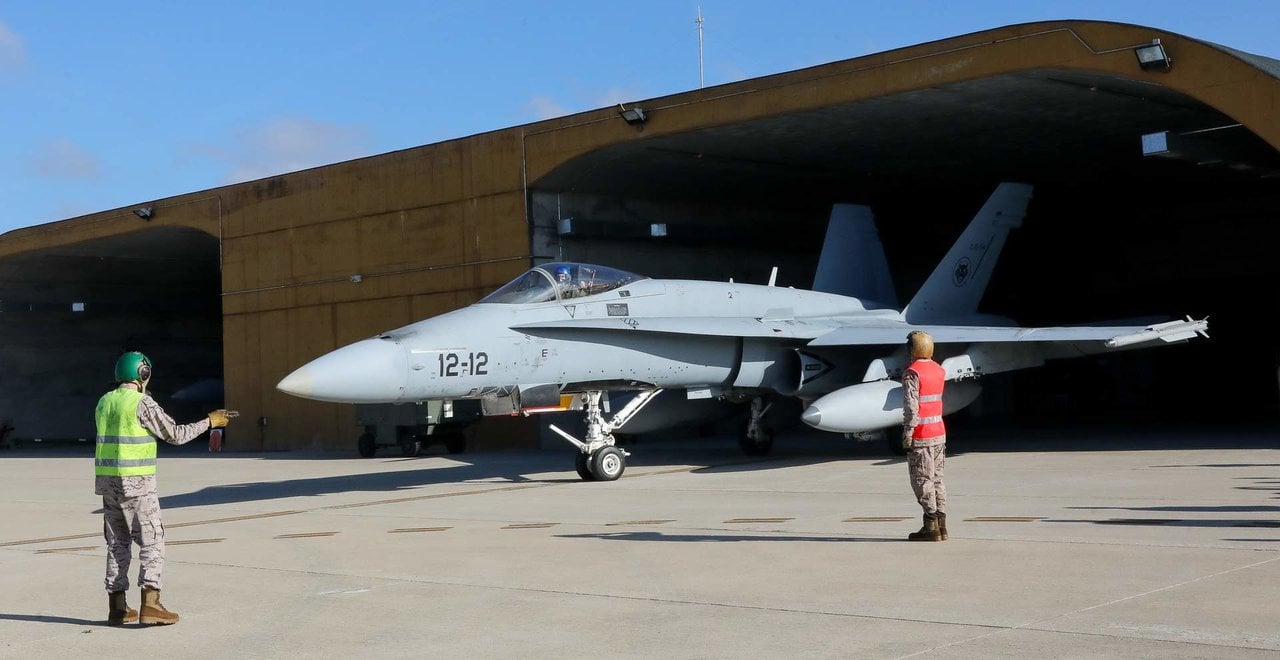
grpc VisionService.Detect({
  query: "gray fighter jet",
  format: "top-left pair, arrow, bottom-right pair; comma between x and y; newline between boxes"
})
277,183 -> 1207,480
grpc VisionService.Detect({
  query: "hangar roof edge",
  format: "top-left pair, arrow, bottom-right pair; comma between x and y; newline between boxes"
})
2,18 -> 1276,247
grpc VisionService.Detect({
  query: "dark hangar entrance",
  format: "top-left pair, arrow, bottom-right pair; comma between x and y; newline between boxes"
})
528,68 -> 1280,429
0,227 -> 223,444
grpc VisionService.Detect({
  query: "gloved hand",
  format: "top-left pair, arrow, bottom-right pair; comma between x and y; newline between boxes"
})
207,409 -> 234,428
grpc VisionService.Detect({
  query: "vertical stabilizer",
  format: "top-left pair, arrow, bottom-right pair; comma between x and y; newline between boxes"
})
812,204 -> 898,308
903,183 -> 1033,323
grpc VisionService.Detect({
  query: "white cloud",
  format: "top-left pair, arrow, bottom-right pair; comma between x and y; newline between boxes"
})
593,87 -> 641,107
28,139 -> 101,180
522,86 -> 644,123
213,117 -> 373,184
0,21 -> 25,71
525,95 -> 569,120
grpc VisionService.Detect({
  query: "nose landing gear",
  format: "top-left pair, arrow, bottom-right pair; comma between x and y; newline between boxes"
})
551,389 -> 661,481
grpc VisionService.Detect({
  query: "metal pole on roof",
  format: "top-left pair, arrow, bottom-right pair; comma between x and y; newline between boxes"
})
696,7 -> 705,88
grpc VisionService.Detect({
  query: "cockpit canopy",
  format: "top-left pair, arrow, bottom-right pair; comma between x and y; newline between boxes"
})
480,262 -> 647,304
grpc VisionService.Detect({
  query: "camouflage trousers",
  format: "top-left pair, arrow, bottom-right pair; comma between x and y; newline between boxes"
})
907,444 -> 947,515
102,492 -> 165,592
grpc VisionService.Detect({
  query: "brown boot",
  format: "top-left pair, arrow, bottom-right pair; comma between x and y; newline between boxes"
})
139,588 -> 179,625
907,513 -> 942,542
107,591 -> 138,626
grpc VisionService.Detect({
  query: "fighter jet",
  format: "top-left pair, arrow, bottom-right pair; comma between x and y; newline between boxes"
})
277,183 -> 1207,481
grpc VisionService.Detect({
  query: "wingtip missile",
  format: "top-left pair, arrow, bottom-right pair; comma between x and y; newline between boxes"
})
1104,317 -> 1210,349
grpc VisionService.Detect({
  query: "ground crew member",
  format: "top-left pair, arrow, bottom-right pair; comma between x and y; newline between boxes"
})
96,351 -> 232,625
902,331 -> 947,542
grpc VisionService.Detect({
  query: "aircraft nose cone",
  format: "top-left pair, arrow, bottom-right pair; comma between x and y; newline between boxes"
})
276,338 -> 408,403
800,405 -> 821,427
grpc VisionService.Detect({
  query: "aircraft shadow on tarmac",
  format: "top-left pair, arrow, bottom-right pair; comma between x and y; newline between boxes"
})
1055,500 -> 1280,537
555,531 -> 896,543
153,458 -> 574,510
1047,517 -> 1280,528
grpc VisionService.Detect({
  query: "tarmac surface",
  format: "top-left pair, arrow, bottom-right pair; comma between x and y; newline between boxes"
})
1,423 -> 1278,658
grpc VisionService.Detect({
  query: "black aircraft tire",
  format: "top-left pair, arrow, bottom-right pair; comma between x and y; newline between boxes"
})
738,424 -> 774,456
400,438 -> 421,457
575,453 -> 596,481
443,433 -> 466,454
590,447 -> 625,481
357,433 -> 377,458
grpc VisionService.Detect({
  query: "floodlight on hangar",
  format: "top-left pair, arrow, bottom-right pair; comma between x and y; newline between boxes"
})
1135,39 -> 1172,71
618,104 -> 647,126
132,206 -> 154,220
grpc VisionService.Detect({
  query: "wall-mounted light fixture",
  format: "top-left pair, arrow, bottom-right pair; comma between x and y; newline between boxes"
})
132,206 -> 154,220
1135,39 -> 1172,71
618,104 -> 647,126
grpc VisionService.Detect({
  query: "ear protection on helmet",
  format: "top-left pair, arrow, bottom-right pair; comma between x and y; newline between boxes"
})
114,351 -> 153,385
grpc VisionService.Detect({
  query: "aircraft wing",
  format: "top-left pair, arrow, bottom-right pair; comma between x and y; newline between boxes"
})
808,317 -> 1208,348
512,316 -> 1207,349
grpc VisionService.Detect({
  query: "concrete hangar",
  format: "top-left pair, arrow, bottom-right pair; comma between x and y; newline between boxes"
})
1,20 -> 1277,452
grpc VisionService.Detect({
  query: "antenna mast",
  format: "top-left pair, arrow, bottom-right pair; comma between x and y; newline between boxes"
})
696,7 -> 705,88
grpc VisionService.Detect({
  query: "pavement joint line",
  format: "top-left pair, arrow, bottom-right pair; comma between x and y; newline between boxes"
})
120,536 -> 1280,650
387,527 -> 452,533
502,523 -> 558,529
0,463 -> 709,548
605,519 -> 675,526
897,551 -> 1280,658
274,532 -> 339,539
320,482 -> 552,510
965,516 -> 1044,522
724,518 -> 794,523
0,509 -> 308,547
148,556 -> 1017,632
166,510 -> 306,528
168,538 -> 226,545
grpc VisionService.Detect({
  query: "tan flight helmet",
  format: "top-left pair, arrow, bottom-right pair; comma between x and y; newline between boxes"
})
907,330 -> 934,360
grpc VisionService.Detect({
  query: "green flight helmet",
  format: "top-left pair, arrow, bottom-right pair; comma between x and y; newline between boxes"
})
114,351 -> 153,385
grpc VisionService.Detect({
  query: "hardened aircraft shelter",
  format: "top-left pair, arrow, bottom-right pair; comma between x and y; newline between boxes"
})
1,20 -> 1277,451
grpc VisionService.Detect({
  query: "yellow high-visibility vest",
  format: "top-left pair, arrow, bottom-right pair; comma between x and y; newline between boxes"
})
94,388 -> 156,477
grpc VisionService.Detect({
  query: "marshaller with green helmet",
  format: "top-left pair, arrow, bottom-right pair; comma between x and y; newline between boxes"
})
95,350 -> 236,626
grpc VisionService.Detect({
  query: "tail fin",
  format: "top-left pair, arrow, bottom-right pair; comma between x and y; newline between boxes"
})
902,183 -> 1033,323
812,204 -> 898,308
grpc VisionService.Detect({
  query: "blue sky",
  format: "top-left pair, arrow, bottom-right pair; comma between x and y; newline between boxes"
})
1,1 -> 1276,234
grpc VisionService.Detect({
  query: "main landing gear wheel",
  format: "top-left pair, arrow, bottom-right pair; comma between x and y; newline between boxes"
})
590,446 -> 626,481
357,432 -> 377,458
400,437 -> 422,457
738,397 -> 775,456
738,424 -> 774,456
442,433 -> 467,454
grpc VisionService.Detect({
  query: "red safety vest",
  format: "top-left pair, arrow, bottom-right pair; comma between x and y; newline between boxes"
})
906,359 -> 946,444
